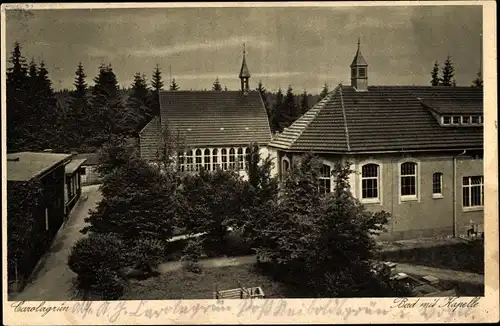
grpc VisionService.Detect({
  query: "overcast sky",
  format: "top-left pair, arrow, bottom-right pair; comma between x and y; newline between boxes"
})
5,4 -> 482,93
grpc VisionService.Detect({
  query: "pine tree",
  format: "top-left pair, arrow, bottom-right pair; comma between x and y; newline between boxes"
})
319,82 -> 329,101
6,42 -> 29,151
441,56 -> 455,86
272,88 -> 284,132
36,61 -> 60,148
224,86 -> 228,91
169,78 -> 179,91
430,61 -> 440,86
212,77 -> 222,91
472,71 -> 483,88
299,89 -> 309,115
73,62 -> 88,99
128,72 -> 152,131
282,85 -> 298,126
151,64 -> 164,92
256,80 -> 271,121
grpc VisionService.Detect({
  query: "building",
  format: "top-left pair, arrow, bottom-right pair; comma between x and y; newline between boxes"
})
139,47 -> 274,177
7,151 -> 72,290
268,40 -> 484,240
73,152 -> 101,185
64,157 -> 87,216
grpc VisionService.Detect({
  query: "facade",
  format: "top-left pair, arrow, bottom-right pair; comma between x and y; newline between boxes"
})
73,153 -> 101,185
268,41 -> 484,240
64,157 -> 87,216
7,152 -> 72,289
139,48 -> 274,177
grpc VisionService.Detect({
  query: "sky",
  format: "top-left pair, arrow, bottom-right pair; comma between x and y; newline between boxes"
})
5,4 -> 483,93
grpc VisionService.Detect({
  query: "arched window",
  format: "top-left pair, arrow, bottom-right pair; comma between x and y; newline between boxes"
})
361,164 -> 379,200
178,151 -> 185,172
319,164 -> 331,194
244,147 -> 251,169
282,157 -> 290,176
237,148 -> 244,170
186,150 -> 193,171
195,149 -> 202,171
401,162 -> 418,197
229,148 -> 236,169
212,148 -> 219,170
433,172 -> 443,197
221,148 -> 228,170
204,149 -> 211,171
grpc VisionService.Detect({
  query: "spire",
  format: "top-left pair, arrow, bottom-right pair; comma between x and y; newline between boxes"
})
350,37 -> 368,91
239,43 -> 251,93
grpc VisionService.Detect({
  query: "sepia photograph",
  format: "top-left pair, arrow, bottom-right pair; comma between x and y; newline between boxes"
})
2,2 -> 498,325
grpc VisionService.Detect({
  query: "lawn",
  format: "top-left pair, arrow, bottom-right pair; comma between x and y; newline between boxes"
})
122,264 -> 295,300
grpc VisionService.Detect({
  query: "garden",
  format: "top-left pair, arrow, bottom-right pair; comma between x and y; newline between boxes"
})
67,134 -> 412,300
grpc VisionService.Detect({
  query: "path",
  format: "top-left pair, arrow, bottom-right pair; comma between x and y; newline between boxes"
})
13,185 -> 102,301
157,255 -> 257,273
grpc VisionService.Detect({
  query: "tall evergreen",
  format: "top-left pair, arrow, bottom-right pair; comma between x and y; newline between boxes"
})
6,42 -> 29,151
128,72 -> 152,131
35,60 -> 59,147
299,89 -> 309,115
430,61 -> 440,86
472,71 -> 483,88
282,85 -> 298,127
272,88 -> 284,132
151,64 -> 164,92
169,78 -> 179,91
441,56 -> 455,86
256,80 -> 270,121
319,83 -> 329,101
73,62 -> 88,99
212,77 -> 222,91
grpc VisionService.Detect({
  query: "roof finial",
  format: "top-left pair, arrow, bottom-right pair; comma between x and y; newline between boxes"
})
357,37 -> 360,50
243,43 -> 246,56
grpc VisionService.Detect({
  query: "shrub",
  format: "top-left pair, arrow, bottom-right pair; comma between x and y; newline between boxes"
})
182,237 -> 204,262
126,238 -> 165,272
182,261 -> 202,274
68,233 -> 126,298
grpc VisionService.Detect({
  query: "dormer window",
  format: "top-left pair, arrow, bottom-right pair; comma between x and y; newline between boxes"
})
471,116 -> 480,124
442,116 -> 451,125
359,68 -> 366,78
462,116 -> 471,124
452,116 -> 461,125
351,67 -> 356,78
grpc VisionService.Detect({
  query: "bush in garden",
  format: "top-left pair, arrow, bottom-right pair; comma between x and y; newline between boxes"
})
67,233 -> 126,298
126,238 -> 166,274
181,238 -> 204,274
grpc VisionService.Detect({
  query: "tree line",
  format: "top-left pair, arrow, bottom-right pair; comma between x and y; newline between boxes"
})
6,42 -> 180,153
430,55 -> 483,87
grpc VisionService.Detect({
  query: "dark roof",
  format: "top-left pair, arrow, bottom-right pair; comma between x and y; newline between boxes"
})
72,153 -> 99,165
139,117 -> 161,161
65,158 -> 87,175
157,90 -> 271,147
7,152 -> 72,182
269,85 -> 483,153
239,54 -> 251,78
420,99 -> 483,115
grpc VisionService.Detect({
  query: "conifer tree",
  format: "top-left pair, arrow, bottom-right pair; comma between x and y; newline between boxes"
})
256,80 -> 271,122
299,89 -> 309,115
212,77 -> 222,91
472,71 -> 483,88
128,72 -> 152,131
169,78 -> 179,91
319,82 -> 329,101
430,61 -> 440,86
73,62 -> 88,99
151,64 -> 164,92
272,88 -> 284,132
283,85 -> 298,126
441,56 -> 455,86
66,62 -> 91,149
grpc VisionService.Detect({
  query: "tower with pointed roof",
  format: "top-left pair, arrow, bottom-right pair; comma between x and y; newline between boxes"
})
350,38 -> 368,91
239,43 -> 251,94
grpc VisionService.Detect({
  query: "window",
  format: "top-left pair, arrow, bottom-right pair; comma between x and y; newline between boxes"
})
462,116 -> 471,124
186,150 -> 193,171
359,67 -> 366,78
361,164 -> 379,200
221,149 -> 228,170
319,164 -> 331,194
463,176 -> 484,208
204,149 -> 211,171
237,148 -> 244,170
195,149 -> 202,171
212,149 -> 219,171
80,167 -> 86,175
442,116 -> 451,125
351,67 -> 356,77
471,116 -> 480,124
432,172 -> 443,197
244,148 -> 251,169
178,152 -> 185,171
282,157 -> 290,176
452,116 -> 461,124
229,148 -> 236,169
45,208 -> 49,231
401,162 -> 417,198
